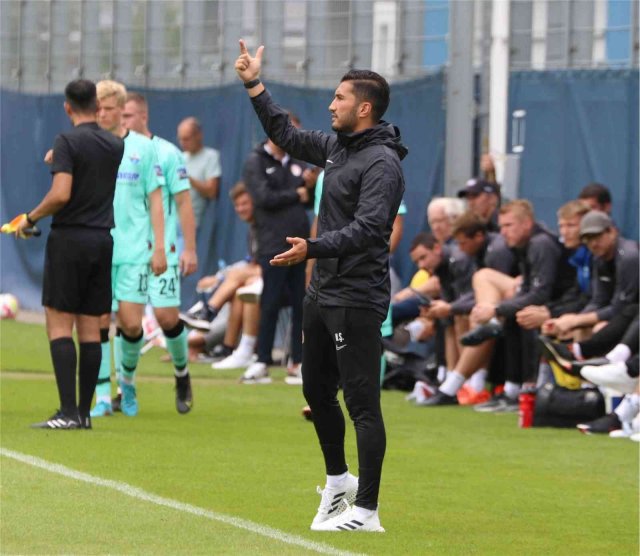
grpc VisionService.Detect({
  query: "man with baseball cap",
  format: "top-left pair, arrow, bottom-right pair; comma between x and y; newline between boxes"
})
458,177 -> 501,232
541,210 -> 638,341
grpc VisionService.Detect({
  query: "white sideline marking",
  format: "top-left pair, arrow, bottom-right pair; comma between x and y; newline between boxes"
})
1,448 -> 365,556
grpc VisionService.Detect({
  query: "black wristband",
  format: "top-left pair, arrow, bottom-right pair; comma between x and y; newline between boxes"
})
25,213 -> 37,226
243,78 -> 261,89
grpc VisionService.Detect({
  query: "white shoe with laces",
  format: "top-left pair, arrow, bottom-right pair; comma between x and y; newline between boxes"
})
310,473 -> 358,529
580,361 -> 639,394
311,503 -> 385,532
212,351 -> 256,370
240,361 -> 271,384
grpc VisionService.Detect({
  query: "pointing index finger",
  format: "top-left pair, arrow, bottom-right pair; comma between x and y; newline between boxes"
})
239,39 -> 249,55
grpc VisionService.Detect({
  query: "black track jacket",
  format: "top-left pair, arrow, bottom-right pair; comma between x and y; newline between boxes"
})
250,89 -> 407,319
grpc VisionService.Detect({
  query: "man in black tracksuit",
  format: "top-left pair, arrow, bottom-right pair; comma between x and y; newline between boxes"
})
240,137 -> 310,383
235,42 -> 406,532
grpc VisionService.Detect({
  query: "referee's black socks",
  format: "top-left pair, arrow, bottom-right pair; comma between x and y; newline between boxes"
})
49,337 -> 77,417
78,341 -> 101,418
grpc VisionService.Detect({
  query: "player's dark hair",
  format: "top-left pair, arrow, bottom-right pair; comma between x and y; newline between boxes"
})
340,69 -> 390,122
452,211 -> 488,238
410,232 -> 438,252
65,79 -> 97,113
579,182 -> 611,205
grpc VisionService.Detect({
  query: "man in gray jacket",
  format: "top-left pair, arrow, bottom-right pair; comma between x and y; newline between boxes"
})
235,40 -> 406,532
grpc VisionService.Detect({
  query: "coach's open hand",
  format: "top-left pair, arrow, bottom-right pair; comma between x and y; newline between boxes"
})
270,237 -> 307,267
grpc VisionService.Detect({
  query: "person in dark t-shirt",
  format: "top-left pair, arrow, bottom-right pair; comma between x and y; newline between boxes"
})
13,79 -> 124,430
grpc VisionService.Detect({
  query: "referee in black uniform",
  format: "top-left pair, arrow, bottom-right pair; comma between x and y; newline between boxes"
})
14,79 -> 124,429
235,42 -> 406,532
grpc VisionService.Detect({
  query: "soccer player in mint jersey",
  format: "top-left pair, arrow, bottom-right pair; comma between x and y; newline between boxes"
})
121,92 -> 198,413
92,80 -> 167,418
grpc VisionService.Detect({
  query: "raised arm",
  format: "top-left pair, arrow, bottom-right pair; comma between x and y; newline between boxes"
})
235,40 -> 332,167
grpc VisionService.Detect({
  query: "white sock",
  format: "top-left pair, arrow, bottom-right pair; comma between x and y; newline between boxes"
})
614,395 -> 639,423
174,367 -> 189,378
572,342 -> 583,360
353,506 -> 376,519
326,471 -> 348,488
504,381 -> 520,400
606,344 -> 632,363
235,334 -> 257,358
467,369 -> 487,392
439,370 -> 466,397
437,365 -> 447,383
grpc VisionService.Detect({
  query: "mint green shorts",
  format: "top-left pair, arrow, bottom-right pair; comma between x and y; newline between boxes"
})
111,264 -> 149,312
148,266 -> 181,308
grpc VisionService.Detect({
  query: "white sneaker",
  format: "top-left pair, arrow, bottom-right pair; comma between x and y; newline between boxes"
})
212,351 -> 256,370
236,278 -> 263,304
580,361 -> 639,394
311,503 -> 385,532
285,363 -> 303,385
310,473 -> 358,529
405,380 -> 436,404
240,361 -> 271,384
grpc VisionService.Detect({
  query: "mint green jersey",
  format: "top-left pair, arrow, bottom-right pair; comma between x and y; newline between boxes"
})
112,130 -> 164,265
151,135 -> 190,266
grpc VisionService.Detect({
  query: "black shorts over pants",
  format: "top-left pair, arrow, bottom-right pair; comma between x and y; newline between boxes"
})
42,226 -> 113,316
301,295 -> 385,510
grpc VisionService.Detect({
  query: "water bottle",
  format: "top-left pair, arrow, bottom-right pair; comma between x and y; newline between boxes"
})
518,384 -> 537,428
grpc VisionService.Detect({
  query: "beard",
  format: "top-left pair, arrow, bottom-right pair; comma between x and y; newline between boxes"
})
331,106 -> 359,132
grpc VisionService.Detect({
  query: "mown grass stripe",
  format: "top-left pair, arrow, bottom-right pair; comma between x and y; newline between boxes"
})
1,447 -> 365,556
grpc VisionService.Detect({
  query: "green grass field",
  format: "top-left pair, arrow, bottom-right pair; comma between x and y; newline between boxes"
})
1,319 -> 638,555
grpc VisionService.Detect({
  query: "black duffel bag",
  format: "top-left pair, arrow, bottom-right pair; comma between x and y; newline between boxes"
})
533,383 -> 605,428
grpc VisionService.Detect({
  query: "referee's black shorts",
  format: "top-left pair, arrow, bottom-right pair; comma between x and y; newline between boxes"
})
42,226 -> 113,316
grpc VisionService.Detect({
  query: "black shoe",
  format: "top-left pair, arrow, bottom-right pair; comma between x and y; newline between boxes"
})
571,357 -> 611,377
79,414 -> 92,429
31,410 -> 81,430
175,374 -> 193,414
577,413 -> 621,434
539,336 -> 575,372
112,393 -> 122,412
179,302 -> 218,331
417,390 -> 459,406
460,321 -> 503,346
473,393 -> 518,413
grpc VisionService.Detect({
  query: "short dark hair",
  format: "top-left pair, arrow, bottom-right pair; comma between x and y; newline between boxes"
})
452,211 -> 488,238
410,232 -> 438,252
65,79 -> 97,113
579,182 -> 612,205
340,69 -> 390,122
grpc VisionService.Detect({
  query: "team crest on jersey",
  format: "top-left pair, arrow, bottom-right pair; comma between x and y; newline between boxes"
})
177,167 -> 188,179
129,152 -> 141,164
154,165 -> 164,177
290,163 -> 303,177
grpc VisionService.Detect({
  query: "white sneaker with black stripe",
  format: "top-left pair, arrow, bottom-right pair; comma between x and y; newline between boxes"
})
311,503 -> 385,532
310,473 -> 358,529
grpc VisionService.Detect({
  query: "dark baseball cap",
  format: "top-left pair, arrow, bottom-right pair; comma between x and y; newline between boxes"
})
580,210 -> 613,237
458,178 -> 500,198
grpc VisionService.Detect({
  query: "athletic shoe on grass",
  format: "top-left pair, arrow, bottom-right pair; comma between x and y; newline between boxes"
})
310,473 -> 359,529
120,382 -> 139,417
175,374 -> 193,414
240,362 -> 272,384
311,503 -> 385,532
473,392 -> 518,413
31,410 -> 81,430
90,400 -> 113,418
285,363 -> 303,385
